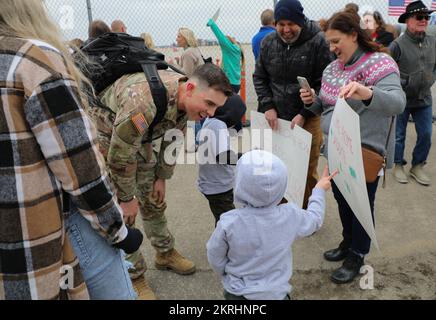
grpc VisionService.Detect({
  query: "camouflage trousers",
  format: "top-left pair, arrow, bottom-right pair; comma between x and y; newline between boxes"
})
125,149 -> 175,272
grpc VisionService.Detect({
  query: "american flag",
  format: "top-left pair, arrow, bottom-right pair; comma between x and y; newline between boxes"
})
431,0 -> 436,10
388,0 -> 413,16
131,112 -> 147,135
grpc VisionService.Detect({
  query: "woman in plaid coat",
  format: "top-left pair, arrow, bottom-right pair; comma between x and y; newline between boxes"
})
0,0 -> 142,300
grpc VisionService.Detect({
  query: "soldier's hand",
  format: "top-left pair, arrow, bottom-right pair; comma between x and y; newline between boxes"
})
120,197 -> 139,226
152,178 -> 166,204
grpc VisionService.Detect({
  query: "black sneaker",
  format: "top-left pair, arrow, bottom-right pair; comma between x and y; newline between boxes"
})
330,251 -> 364,284
323,240 -> 350,262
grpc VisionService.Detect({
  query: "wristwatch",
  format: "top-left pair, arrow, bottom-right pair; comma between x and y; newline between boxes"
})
119,195 -> 136,203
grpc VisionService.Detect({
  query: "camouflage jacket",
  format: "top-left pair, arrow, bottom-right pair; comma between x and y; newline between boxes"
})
90,70 -> 188,201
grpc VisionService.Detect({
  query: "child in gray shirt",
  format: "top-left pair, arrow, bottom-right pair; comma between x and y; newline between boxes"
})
197,94 -> 246,225
207,150 -> 337,299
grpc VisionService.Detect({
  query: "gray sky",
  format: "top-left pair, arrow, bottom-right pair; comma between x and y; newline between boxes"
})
45,0 -> 435,46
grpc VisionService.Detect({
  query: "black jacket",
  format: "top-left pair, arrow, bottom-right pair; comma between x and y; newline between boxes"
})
253,20 -> 333,120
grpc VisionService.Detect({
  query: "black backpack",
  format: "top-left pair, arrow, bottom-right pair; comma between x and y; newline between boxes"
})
80,32 -> 184,143
202,55 -> 213,64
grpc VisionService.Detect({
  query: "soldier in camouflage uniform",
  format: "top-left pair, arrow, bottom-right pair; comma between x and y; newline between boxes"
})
89,64 -> 232,298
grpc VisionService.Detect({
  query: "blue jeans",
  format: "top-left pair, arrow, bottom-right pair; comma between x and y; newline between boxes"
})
66,204 -> 136,300
332,178 -> 379,255
224,290 -> 290,300
395,105 -> 433,166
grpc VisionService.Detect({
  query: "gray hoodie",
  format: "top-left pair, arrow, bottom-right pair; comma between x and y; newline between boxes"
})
206,150 -> 326,300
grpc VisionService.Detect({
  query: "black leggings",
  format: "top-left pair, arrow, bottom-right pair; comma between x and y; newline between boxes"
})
331,178 -> 379,255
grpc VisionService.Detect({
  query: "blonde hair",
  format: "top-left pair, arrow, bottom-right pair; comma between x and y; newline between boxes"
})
0,0 -> 92,107
140,32 -> 155,49
68,38 -> 84,49
178,27 -> 198,48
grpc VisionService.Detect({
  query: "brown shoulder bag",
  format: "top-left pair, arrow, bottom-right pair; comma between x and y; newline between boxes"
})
361,117 -> 394,186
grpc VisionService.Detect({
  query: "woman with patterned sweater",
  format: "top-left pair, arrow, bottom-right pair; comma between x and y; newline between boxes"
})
300,10 -> 406,284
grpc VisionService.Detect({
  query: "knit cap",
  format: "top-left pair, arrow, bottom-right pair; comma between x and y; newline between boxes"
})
274,0 -> 306,27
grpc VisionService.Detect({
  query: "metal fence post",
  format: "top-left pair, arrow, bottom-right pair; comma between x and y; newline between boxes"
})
86,0 -> 93,25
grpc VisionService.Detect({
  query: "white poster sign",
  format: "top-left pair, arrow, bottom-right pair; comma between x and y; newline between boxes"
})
251,111 -> 312,208
328,98 -> 379,250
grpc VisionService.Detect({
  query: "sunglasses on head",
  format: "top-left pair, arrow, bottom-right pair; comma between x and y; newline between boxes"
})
414,14 -> 430,21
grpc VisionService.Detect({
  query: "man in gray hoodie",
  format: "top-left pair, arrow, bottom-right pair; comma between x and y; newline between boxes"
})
206,150 -> 336,300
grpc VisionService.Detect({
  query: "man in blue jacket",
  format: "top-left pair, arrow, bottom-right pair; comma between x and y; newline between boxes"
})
252,9 -> 276,60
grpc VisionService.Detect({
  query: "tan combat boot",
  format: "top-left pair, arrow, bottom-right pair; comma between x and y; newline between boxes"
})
410,164 -> 430,186
132,276 -> 157,300
155,249 -> 196,275
393,164 -> 409,184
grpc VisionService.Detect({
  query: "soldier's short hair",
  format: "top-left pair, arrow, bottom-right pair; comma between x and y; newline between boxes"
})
261,9 -> 275,26
191,64 -> 233,97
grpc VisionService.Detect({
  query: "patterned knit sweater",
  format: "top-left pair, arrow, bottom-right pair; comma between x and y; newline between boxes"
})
308,50 -> 406,168
319,52 -> 399,106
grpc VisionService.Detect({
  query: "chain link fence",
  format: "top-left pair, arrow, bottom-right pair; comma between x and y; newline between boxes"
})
45,0 -> 435,111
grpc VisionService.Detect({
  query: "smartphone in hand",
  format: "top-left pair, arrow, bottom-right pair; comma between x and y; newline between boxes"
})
297,76 -> 311,91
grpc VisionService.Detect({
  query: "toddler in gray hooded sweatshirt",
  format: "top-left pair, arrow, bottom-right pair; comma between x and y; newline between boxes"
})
207,150 -> 336,300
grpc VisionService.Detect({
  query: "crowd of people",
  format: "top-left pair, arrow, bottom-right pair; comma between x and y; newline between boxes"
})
0,0 -> 435,300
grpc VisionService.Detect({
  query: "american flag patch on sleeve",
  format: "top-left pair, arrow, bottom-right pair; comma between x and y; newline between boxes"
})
131,112 -> 148,135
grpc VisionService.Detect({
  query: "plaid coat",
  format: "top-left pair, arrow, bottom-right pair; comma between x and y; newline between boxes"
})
0,36 -> 127,300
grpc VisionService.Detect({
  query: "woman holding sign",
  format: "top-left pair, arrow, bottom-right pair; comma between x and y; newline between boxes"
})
300,10 -> 406,284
